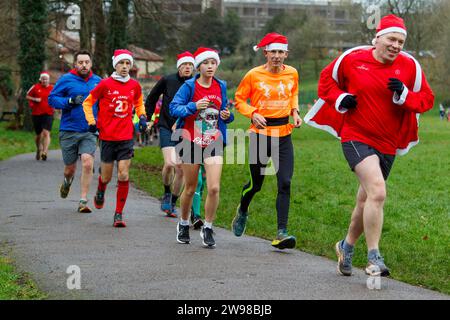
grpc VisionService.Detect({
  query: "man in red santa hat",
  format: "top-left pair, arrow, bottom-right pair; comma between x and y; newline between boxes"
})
83,49 -> 147,228
304,14 -> 434,277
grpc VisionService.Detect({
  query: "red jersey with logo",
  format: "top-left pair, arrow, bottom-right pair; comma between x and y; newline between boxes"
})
84,77 -> 145,141
182,79 -> 222,147
322,48 -> 433,154
27,83 -> 54,115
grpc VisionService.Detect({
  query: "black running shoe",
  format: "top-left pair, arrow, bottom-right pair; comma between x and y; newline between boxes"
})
200,226 -> 216,248
113,213 -> 126,228
192,216 -> 204,230
94,190 -> 105,209
176,222 -> 190,244
271,229 -> 296,250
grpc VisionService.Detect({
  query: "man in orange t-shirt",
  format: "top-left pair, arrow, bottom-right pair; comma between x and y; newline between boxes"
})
231,33 -> 302,250
26,71 -> 54,161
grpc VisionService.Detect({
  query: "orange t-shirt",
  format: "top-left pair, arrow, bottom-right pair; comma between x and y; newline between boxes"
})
235,65 -> 299,137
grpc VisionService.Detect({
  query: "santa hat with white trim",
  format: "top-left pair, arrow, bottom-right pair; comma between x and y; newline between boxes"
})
253,32 -> 288,52
372,14 -> 407,45
194,47 -> 220,69
177,51 -> 195,69
39,71 -> 50,80
112,49 -> 134,68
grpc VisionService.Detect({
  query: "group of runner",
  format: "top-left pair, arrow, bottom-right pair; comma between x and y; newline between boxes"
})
27,14 -> 434,278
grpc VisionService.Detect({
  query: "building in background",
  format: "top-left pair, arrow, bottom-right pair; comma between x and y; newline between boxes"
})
224,0 -> 354,37
148,0 -> 224,28
47,28 -> 164,81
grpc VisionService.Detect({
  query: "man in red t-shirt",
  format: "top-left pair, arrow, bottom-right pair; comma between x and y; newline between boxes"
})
305,15 -> 434,277
26,71 -> 54,161
83,49 -> 147,228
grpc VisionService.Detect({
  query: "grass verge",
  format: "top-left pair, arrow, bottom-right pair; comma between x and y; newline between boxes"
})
130,111 -> 450,295
0,121 -> 57,299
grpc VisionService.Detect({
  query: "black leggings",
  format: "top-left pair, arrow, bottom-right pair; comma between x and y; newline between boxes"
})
240,133 -> 294,230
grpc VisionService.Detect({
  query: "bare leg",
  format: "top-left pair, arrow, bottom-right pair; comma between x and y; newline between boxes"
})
161,147 -> 177,188
80,154 -> 94,200
180,164 -> 200,221
99,162 -> 114,184
353,155 -> 386,251
203,156 -> 223,224
64,163 -> 76,180
41,129 -> 51,154
117,159 -> 131,182
172,163 -> 184,197
345,185 -> 366,245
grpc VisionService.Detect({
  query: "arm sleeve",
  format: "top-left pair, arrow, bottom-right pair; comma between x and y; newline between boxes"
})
82,94 -> 97,125
235,72 -> 257,118
26,85 -> 36,98
134,84 -> 146,118
318,57 -> 350,113
393,70 -> 434,114
48,78 -> 71,110
169,84 -> 197,118
145,77 -> 165,120
82,82 -> 103,125
290,70 -> 299,112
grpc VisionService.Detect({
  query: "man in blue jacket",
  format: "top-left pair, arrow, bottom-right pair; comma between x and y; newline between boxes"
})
49,50 -> 101,213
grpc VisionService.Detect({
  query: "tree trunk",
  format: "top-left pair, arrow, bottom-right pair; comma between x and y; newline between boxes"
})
108,0 -> 129,54
18,0 -> 47,132
79,0 -> 94,52
93,0 -> 108,77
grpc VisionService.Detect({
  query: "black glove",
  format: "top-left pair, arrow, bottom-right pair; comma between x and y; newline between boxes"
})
387,78 -> 404,95
68,95 -> 84,106
138,115 -> 147,133
340,95 -> 357,110
88,124 -> 97,134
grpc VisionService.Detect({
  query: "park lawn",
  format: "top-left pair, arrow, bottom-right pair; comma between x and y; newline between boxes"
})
130,110 -> 450,295
0,120 -> 60,161
0,121 -> 58,299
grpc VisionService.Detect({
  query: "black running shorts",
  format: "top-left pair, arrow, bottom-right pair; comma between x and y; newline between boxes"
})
32,114 -> 53,135
100,139 -> 134,163
341,141 -> 395,180
176,139 -> 224,164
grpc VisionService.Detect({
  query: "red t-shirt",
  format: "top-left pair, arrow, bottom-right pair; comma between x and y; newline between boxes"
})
182,79 -> 222,147
27,83 -> 54,116
89,77 -> 143,141
337,49 -> 420,154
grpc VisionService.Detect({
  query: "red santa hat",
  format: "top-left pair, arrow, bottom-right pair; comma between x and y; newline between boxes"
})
253,32 -> 288,52
176,51 -> 195,69
194,47 -> 220,69
372,14 -> 407,45
39,71 -> 50,80
112,49 -> 134,68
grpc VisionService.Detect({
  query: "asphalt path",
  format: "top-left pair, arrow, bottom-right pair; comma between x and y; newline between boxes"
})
0,150 -> 447,300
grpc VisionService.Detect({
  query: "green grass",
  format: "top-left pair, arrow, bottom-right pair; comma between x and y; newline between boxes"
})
0,120 -> 60,161
130,110 -> 450,295
0,245 -> 46,300
0,121 -> 56,299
